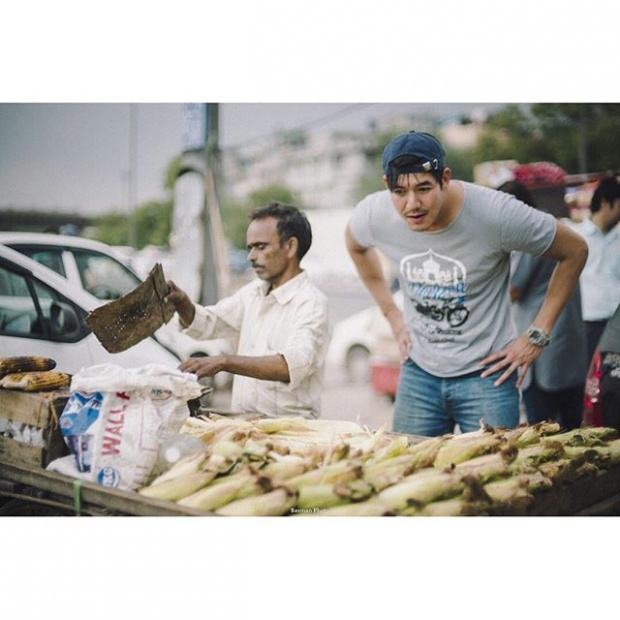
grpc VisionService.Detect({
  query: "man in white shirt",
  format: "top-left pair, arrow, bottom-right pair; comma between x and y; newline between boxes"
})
165,203 -> 329,418
574,177 -> 620,362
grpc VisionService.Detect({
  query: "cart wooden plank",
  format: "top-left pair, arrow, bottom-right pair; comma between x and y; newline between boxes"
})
0,460 -> 211,517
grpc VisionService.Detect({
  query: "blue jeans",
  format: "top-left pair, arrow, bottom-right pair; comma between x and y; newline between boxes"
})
393,359 -> 520,437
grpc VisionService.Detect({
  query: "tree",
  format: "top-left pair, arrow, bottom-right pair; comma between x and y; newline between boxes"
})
221,184 -> 300,249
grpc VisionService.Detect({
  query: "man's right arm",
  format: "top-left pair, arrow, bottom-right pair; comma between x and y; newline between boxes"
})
165,280 -> 243,340
345,225 -> 410,361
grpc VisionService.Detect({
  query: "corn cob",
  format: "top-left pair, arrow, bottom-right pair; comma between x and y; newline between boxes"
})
543,427 -> 618,447
509,441 -> 565,473
139,471 -> 216,501
413,497 -> 490,517
500,421 -> 561,448
405,436 -> 447,469
177,472 -> 258,511
452,447 -> 517,483
255,418 -> 314,434
377,468 -> 464,511
216,487 -> 297,516
252,456 -> 310,483
285,460 -> 362,490
365,435 -> 410,465
0,356 -> 56,378
363,454 -> 420,491
148,451 -> 207,486
313,500 -> 392,516
433,432 -> 502,470
0,370 -> 71,391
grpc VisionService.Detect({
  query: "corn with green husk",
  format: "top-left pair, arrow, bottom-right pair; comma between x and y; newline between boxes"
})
538,457 -> 599,484
509,441 -> 565,473
295,478 -> 374,510
452,446 -> 517,483
365,435 -> 410,465
377,468 -> 464,511
312,499 -> 392,516
251,455 -> 311,483
148,451 -> 208,486
363,454 -> 420,491
500,421 -> 561,448
570,438 -> 620,467
285,460 -> 363,490
216,487 -> 297,516
178,472 -> 264,511
542,426 -> 618,447
406,496 -> 489,517
433,432 -> 501,470
139,471 -> 216,501
405,436 -> 447,469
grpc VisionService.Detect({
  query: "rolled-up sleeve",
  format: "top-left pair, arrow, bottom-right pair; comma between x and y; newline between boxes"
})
181,287 -> 246,340
277,296 -> 330,390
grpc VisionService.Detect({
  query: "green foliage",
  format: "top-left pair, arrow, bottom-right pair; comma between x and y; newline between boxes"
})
90,200 -> 173,249
221,184 -> 300,249
472,103 -> 620,174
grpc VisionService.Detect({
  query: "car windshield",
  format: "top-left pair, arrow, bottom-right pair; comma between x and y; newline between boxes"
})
73,250 -> 141,300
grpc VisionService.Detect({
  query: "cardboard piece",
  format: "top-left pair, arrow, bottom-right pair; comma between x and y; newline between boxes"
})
0,389 -> 70,467
85,263 -> 174,353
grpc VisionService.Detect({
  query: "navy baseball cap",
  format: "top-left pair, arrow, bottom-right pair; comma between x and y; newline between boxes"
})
382,131 -> 446,176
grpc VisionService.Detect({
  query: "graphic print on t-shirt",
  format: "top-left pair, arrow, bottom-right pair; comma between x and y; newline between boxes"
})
400,249 -> 470,344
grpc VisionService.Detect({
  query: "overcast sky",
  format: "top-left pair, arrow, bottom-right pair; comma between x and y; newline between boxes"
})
0,102 -> 497,215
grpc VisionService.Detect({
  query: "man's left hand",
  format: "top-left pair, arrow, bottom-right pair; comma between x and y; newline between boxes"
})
179,356 -> 227,378
480,334 -> 544,387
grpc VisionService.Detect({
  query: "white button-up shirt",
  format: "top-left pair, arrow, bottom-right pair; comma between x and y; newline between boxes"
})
181,271 -> 330,418
574,218 -> 620,321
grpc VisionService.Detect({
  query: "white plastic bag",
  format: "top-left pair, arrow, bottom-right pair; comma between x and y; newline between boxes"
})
56,363 -> 202,491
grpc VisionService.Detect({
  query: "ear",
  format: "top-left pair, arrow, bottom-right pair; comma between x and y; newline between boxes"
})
382,175 -> 389,189
442,167 -> 452,185
286,236 -> 299,259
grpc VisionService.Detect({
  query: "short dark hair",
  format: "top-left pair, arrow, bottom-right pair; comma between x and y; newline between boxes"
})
590,177 -> 620,213
385,154 -> 444,191
250,202 -> 312,261
497,180 -> 536,208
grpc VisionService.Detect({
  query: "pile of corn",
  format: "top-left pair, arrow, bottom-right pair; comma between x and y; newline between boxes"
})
137,416 -> 620,516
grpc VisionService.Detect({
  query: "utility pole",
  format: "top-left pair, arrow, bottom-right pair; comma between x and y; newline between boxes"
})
128,103 -> 139,248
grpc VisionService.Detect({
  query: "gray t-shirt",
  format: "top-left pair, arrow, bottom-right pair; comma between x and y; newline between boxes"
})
349,182 -> 557,377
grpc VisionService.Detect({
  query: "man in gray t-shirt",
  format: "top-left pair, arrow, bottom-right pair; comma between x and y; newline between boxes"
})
346,131 -> 589,436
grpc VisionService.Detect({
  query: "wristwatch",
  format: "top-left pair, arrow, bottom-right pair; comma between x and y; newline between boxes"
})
526,325 -> 551,348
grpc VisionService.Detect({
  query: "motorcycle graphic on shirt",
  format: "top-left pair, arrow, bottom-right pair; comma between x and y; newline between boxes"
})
400,250 -> 470,343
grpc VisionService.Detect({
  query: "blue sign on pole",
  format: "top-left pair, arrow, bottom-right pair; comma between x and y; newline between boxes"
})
182,103 -> 206,152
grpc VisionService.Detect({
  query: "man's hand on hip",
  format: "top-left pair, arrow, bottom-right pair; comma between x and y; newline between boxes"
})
481,334 -> 544,387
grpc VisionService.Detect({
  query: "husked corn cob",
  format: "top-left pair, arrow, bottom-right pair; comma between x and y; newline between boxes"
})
139,471 -> 216,501
0,356 -> 56,377
0,370 -> 71,391
216,487 -> 297,516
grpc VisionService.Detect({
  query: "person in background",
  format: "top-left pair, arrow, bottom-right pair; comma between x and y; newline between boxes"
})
165,202 -> 330,419
346,130 -> 588,437
573,177 -> 620,363
501,180 -> 587,430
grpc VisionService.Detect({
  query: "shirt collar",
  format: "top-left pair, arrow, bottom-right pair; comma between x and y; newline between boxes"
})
580,218 -> 601,237
257,271 -> 308,305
